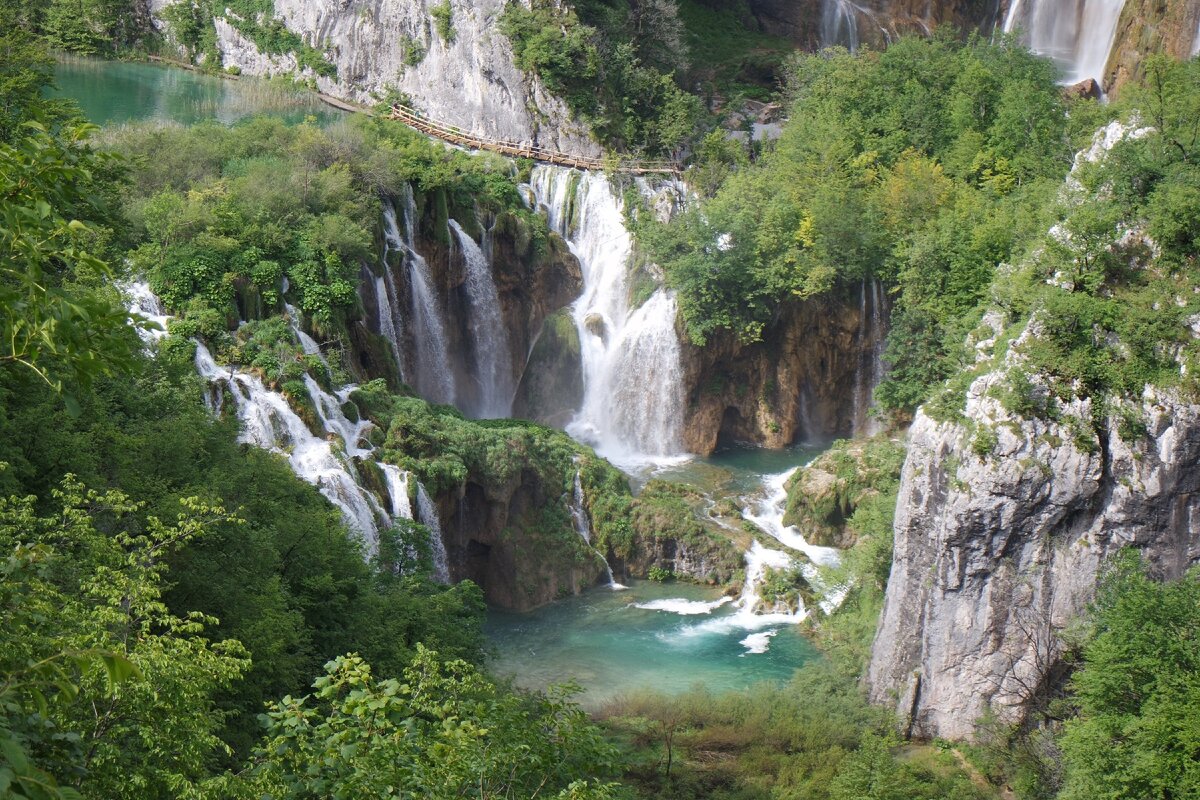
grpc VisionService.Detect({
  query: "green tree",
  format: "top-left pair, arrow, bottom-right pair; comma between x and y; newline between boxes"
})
231,649 -> 619,799
1059,551 -> 1200,800
0,478 -> 248,799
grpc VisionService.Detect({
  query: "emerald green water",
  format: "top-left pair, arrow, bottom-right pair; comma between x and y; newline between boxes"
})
487,443 -> 831,703
50,55 -> 341,127
486,579 -> 818,708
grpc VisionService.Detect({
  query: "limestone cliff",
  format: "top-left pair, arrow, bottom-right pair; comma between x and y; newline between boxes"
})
867,347 -> 1200,739
866,118 -> 1200,740
145,0 -> 600,157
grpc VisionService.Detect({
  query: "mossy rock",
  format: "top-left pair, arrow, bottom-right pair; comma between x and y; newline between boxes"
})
512,307 -> 583,428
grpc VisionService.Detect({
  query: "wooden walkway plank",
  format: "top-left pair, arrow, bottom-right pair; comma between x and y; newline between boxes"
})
387,103 -> 681,175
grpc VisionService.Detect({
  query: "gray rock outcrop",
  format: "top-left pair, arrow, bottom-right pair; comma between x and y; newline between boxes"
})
867,357 -> 1200,740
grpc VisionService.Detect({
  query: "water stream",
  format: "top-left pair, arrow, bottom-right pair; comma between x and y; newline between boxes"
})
1003,0 -> 1126,86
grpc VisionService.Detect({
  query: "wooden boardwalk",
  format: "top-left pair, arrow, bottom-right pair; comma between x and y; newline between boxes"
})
387,103 -> 680,175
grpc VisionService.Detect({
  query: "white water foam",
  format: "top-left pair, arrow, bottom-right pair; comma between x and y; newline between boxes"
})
635,597 -> 733,615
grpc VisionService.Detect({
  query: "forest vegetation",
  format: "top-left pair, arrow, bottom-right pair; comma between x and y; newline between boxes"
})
3,0 -> 1200,798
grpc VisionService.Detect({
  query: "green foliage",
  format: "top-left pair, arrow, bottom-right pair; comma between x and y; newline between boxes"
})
499,0 -> 702,155
1059,551 -> 1200,800
647,565 -> 673,582
399,34 -> 426,66
233,649 -> 619,799
0,478 -> 250,799
644,35 -> 1074,408
113,114 -> 531,331
782,437 -> 906,547
0,3 -> 82,143
1,119 -> 155,413
430,0 -> 454,43
40,0 -> 142,55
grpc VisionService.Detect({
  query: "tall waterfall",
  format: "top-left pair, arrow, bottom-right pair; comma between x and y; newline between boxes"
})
1003,0 -> 1126,86
415,482 -> 451,584
390,187 -> 456,405
374,209 -> 409,384
529,167 -> 687,465
449,219 -> 514,418
821,0 -> 862,50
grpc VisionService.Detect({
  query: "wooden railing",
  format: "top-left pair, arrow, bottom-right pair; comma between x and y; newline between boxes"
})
387,103 -> 680,175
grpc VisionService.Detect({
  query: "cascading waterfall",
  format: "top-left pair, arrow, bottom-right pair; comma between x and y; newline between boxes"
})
821,0 -> 861,50
127,282 -> 449,573
529,166 -> 687,466
1003,0 -> 1126,86
449,219 -> 514,418
193,341 -> 386,549
380,464 -> 413,520
415,482 -> 451,584
568,469 -> 626,589
393,187 -> 456,405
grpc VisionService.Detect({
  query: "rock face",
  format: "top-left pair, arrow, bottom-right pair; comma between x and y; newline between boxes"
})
1104,0 -> 1200,95
358,195 -> 582,414
513,309 -> 584,428
146,0 -> 600,157
867,363 -> 1200,740
432,470 -> 609,611
607,481 -> 745,584
679,283 -> 888,454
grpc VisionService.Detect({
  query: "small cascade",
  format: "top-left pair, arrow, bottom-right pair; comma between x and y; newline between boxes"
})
415,482 -> 451,584
380,464 -> 413,520
394,188 -> 456,405
130,280 -> 456,581
284,304 -> 322,357
529,167 -> 687,466
124,282 -> 171,343
568,469 -> 626,589
193,342 -> 386,550
1003,0 -> 1126,86
851,279 -> 887,437
569,470 -> 592,544
449,219 -> 514,418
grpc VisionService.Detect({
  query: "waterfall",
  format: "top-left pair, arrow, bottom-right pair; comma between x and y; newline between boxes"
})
568,469 -> 626,589
373,208 -> 410,384
380,463 -> 413,520
449,219 -> 514,418
821,0 -> 861,50
193,342 -> 386,550
392,187 -> 456,405
1003,0 -> 1126,86
415,482 -> 451,584
124,282 -> 171,343
529,167 -> 687,466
